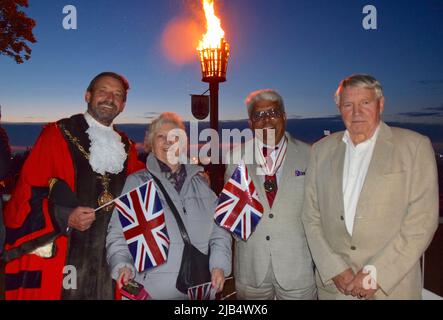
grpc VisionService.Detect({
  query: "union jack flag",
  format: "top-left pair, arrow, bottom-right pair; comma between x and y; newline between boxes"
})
187,281 -> 216,300
215,164 -> 264,241
115,180 -> 170,272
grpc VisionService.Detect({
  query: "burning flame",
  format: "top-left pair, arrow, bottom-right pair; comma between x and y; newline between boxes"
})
197,0 -> 230,82
198,0 -> 225,50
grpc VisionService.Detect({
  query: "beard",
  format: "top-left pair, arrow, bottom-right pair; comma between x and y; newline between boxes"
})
88,102 -> 120,126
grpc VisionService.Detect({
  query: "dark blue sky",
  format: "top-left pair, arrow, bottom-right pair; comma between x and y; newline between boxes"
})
1,0 -> 443,124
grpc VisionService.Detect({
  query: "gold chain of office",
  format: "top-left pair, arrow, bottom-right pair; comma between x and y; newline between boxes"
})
61,127 -> 115,212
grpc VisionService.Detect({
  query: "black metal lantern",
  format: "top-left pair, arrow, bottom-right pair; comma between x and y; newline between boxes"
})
198,38 -> 230,83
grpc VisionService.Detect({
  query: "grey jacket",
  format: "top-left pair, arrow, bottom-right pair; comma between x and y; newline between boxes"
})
106,154 -> 232,299
225,133 -> 316,292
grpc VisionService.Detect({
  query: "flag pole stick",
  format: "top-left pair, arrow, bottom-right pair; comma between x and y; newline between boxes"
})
94,181 -> 153,213
221,291 -> 237,300
95,199 -> 116,212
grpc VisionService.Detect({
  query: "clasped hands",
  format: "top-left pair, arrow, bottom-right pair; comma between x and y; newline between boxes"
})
332,268 -> 378,300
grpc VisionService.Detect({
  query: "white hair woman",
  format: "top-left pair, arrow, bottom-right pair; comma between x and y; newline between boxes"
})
106,112 -> 232,299
143,112 -> 187,166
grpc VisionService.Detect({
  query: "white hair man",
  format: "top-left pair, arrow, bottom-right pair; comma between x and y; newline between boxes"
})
225,89 -> 317,300
302,74 -> 439,299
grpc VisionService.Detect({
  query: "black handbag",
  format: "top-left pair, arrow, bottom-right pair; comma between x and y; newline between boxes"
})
149,172 -> 211,294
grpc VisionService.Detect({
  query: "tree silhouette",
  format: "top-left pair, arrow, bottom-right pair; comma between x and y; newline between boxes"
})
0,0 -> 36,64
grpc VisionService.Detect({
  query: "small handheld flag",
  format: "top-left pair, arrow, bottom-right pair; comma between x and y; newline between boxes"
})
187,281 -> 216,300
215,164 -> 264,241
115,180 -> 170,272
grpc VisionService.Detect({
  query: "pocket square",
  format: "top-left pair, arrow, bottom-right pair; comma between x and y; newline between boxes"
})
295,170 -> 306,177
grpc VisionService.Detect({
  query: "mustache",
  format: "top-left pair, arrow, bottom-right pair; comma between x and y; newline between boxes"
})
98,101 -> 118,109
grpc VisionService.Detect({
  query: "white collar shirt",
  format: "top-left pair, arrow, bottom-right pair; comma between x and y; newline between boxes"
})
256,135 -> 287,184
342,125 -> 380,236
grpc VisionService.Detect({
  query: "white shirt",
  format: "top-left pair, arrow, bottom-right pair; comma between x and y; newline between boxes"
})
342,126 -> 380,236
256,136 -> 287,185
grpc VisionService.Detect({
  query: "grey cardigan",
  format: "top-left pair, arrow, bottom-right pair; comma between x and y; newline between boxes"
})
106,154 -> 232,299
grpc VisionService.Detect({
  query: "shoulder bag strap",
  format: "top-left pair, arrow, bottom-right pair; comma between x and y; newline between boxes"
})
148,171 -> 191,245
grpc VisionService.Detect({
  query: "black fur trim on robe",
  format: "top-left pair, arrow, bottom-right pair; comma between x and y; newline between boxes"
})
58,114 -> 129,300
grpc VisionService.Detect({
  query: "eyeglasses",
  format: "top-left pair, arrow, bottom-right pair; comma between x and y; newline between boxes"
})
251,108 -> 283,122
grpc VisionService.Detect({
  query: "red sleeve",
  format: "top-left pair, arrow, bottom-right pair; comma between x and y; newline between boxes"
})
3,123 -> 75,257
126,140 -> 145,175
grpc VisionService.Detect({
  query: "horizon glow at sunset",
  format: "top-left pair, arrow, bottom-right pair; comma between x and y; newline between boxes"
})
1,1 -> 442,125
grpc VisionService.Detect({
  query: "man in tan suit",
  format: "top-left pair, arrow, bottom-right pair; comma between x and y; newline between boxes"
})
302,74 -> 439,300
225,89 -> 316,299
